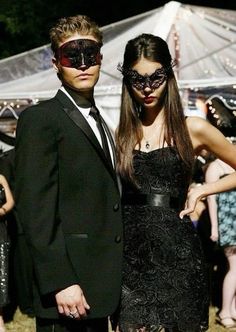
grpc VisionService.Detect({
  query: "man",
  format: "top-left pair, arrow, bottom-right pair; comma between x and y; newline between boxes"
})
14,15 -> 123,332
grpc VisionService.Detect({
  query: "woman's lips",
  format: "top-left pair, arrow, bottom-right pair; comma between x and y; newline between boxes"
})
144,96 -> 155,104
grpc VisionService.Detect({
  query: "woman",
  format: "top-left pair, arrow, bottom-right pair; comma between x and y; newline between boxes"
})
205,156 -> 236,329
0,174 -> 14,332
115,33 -> 236,332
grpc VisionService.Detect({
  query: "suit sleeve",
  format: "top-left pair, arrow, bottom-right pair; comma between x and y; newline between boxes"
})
14,106 -> 78,296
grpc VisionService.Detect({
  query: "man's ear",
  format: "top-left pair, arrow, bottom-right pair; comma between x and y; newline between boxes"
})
52,57 -> 62,80
52,57 -> 59,72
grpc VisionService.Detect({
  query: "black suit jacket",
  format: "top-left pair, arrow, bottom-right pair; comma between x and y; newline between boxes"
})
14,90 -> 123,319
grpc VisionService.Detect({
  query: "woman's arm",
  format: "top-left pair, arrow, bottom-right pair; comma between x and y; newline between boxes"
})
204,161 -> 221,242
180,117 -> 236,218
0,174 -> 14,216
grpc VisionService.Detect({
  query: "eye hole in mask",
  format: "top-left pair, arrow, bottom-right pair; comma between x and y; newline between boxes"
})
131,69 -> 167,90
118,60 -> 176,90
56,39 -> 102,69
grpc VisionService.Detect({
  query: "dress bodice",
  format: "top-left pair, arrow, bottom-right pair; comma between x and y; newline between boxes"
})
122,147 -> 190,208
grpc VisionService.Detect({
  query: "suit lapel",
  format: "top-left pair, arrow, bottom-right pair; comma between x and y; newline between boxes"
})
101,116 -> 122,195
55,90 -> 119,189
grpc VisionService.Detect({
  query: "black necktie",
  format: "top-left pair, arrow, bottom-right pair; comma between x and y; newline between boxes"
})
90,106 -> 113,166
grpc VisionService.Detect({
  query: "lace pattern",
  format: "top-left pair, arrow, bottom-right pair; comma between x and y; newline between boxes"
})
0,220 -> 10,306
119,148 -> 209,332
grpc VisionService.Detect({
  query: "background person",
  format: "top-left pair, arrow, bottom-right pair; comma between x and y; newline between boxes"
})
0,174 -> 14,332
205,156 -> 236,329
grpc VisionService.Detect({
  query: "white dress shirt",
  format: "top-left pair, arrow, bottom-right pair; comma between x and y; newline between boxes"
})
60,87 -> 114,167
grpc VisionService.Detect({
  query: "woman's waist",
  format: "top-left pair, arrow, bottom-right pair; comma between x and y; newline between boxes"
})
121,192 -> 185,210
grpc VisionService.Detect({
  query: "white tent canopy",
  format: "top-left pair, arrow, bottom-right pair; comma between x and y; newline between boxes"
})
0,1 -> 235,130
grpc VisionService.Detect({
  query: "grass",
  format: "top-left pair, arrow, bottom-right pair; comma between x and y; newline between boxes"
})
4,306 -> 226,331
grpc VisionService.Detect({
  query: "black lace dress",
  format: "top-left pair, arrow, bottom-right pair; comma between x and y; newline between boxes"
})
119,147 -> 209,332
0,218 -> 10,306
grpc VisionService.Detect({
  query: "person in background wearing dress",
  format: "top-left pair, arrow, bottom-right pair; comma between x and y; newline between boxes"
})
115,33 -> 236,332
205,149 -> 236,329
14,15 -> 122,332
0,174 -> 14,332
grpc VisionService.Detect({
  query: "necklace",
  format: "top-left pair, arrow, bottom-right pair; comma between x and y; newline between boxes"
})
142,119 -> 164,151
145,141 -> 151,150
143,128 -> 162,151
144,135 -> 157,151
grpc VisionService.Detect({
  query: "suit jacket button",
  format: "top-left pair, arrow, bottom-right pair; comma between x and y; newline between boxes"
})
113,203 -> 119,211
115,235 -> 121,243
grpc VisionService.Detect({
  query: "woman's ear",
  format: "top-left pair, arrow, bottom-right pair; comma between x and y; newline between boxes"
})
98,53 -> 103,65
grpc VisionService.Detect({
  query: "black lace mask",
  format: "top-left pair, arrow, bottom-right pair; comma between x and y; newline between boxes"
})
56,39 -> 102,69
118,61 -> 175,90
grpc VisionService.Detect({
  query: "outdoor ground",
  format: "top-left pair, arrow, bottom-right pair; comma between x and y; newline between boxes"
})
4,306 -> 225,331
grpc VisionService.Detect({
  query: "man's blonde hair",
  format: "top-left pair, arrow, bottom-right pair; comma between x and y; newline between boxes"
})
50,15 -> 103,55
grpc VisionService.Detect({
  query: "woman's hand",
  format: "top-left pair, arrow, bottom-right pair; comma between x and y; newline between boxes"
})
179,185 -> 205,219
210,226 -> 219,242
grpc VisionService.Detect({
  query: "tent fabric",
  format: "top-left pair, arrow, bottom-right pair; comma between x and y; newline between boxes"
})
0,1 -> 235,132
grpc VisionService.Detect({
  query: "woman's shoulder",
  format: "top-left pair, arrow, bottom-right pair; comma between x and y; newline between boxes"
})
215,159 -> 234,174
186,116 -> 210,135
185,116 -> 222,152
0,174 -> 6,181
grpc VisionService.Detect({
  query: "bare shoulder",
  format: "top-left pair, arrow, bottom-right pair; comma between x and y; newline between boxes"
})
206,159 -> 220,174
0,174 -> 6,181
186,116 -> 210,135
186,116 -> 224,143
0,174 -> 7,185
186,117 -> 236,170
185,116 -> 230,154
205,158 -> 225,182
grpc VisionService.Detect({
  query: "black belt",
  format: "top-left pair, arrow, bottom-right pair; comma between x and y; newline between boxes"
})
122,193 -> 181,210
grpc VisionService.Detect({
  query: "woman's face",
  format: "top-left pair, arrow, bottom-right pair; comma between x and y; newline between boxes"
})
130,57 -> 167,110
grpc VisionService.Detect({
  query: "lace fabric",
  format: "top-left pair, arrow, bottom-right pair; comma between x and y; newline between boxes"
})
0,220 -> 10,306
119,148 -> 209,332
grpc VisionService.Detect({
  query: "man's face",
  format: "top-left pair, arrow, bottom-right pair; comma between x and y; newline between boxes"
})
53,33 -> 102,95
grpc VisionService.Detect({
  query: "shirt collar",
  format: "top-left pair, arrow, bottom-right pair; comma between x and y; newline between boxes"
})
60,86 -> 91,118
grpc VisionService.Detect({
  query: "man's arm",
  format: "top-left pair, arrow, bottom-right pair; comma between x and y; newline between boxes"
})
15,106 -> 78,295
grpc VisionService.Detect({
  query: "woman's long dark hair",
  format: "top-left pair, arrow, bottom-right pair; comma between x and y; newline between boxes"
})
116,33 -> 194,182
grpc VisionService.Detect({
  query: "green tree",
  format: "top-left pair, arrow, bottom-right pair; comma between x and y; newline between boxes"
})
0,0 -> 77,59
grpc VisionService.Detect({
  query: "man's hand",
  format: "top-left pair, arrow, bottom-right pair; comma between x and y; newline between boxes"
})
55,284 -> 90,319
